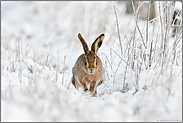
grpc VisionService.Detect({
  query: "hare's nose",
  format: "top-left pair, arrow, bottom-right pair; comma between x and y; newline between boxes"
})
89,68 -> 93,73
88,68 -> 95,73
89,69 -> 93,73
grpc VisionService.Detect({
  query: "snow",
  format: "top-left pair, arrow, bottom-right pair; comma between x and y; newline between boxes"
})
1,1 -> 182,122
175,1 -> 182,10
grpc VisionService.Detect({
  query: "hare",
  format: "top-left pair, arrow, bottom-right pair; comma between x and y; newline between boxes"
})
72,33 -> 105,97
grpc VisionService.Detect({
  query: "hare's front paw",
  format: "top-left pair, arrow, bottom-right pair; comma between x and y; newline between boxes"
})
91,90 -> 97,97
84,90 -> 91,97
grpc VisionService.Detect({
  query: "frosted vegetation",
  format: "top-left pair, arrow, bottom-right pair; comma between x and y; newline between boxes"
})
1,1 -> 182,121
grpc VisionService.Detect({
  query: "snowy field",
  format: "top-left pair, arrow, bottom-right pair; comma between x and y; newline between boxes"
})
1,1 -> 182,122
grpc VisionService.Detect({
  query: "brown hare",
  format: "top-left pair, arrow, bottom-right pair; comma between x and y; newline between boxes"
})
72,33 -> 105,97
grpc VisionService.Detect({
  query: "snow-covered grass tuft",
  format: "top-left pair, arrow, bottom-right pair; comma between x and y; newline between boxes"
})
1,1 -> 182,122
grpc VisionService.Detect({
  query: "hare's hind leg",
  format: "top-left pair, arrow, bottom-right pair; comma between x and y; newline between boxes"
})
98,79 -> 103,86
72,76 -> 77,88
91,89 -> 97,97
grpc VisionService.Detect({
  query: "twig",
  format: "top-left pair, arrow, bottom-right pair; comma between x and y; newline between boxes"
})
46,54 -> 49,67
57,50 -> 60,71
113,6 -> 123,56
123,39 -> 131,90
149,41 -> 153,68
146,1 -> 151,48
62,55 -> 66,85
101,53 -> 113,71
110,49 -> 131,69
132,1 -> 146,48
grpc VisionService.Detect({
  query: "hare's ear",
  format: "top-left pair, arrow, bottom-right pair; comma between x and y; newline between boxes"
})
78,33 -> 89,53
91,34 -> 104,54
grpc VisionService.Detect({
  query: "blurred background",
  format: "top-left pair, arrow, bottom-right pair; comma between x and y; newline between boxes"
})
1,1 -> 182,121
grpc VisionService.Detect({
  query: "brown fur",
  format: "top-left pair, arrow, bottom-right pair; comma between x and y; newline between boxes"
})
72,33 -> 104,97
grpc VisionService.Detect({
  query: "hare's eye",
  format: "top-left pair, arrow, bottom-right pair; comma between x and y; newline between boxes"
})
84,60 -> 87,66
84,57 -> 87,66
85,61 -> 87,66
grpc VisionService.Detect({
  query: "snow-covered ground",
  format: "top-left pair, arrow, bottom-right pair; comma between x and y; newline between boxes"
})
1,1 -> 182,122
